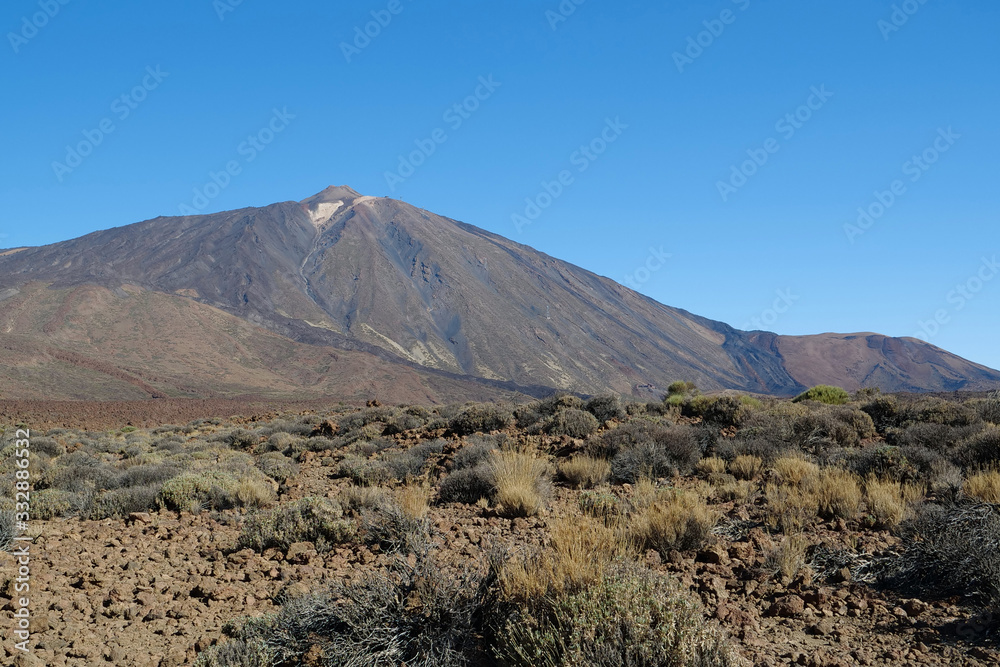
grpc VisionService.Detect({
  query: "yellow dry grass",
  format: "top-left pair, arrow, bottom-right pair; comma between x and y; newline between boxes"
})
397,481 -> 431,520
964,469 -> 1000,503
814,468 -> 862,520
728,454 -> 763,481
696,457 -> 727,476
772,455 -> 819,486
489,449 -> 549,517
499,517 -> 629,603
558,454 -> 611,489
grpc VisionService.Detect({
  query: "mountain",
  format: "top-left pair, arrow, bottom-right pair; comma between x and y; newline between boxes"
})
1,186 -> 997,401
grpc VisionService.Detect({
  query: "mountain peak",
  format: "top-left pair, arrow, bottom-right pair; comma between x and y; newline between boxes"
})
301,185 -> 363,205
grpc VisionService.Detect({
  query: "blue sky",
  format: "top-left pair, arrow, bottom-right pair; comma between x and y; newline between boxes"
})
2,0 -> 998,370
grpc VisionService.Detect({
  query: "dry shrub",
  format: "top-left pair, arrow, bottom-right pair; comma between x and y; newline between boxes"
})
765,483 -> 818,534
500,517 -> 627,603
340,484 -> 391,512
716,480 -> 753,503
814,468 -> 862,520
766,533 -> 810,580
729,454 -> 763,481
397,482 -> 431,520
773,455 -> 819,486
557,454 -> 610,489
965,469 -> 1000,504
633,489 -> 717,554
487,450 -> 550,518
631,477 -> 660,509
696,457 -> 727,476
864,476 -> 915,530
234,476 -> 277,508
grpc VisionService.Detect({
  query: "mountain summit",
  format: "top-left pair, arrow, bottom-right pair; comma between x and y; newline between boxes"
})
0,186 -> 997,401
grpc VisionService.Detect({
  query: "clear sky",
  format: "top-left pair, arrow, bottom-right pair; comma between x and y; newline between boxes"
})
2,0 -> 998,370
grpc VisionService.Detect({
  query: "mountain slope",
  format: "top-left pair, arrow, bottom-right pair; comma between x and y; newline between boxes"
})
0,185 -> 997,399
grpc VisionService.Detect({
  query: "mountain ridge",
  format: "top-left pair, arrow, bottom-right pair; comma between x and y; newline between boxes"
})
1,186 -> 996,400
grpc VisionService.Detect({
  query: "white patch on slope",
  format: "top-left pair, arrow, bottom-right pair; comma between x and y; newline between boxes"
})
308,201 -> 343,226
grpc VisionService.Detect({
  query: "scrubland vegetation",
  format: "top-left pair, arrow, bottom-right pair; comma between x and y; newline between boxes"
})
2,387 -> 1000,665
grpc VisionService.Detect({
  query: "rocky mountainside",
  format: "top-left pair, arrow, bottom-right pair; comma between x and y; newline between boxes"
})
0,186 -> 996,400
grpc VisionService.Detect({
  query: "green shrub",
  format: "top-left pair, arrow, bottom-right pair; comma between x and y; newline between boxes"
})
793,385 -> 850,405
496,562 -> 743,667
338,455 -> 393,487
579,491 -> 623,521
538,393 -> 585,415
236,497 -> 354,553
158,469 -> 274,512
547,408 -> 600,438
91,484 -> 160,519
861,396 -> 901,433
256,452 -> 299,483
449,404 -> 514,436
850,445 -> 919,484
608,425 -> 701,483
31,488 -> 75,520
956,426 -> 1000,468
438,466 -> 493,505
585,395 -> 626,423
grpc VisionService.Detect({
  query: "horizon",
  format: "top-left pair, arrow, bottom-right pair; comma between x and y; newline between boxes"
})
2,1 -> 997,370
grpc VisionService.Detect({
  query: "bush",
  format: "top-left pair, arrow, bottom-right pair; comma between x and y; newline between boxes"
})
0,510 -> 14,552
956,426 -> 1000,468
488,450 -> 550,518
883,502 -> 1000,608
633,489 -> 717,554
438,466 -> 493,505
607,424 -> 701,483
199,555 -> 496,667
975,391 -> 1000,425
698,395 -> 749,428
861,396 -> 901,433
496,562 -> 743,667
546,408 -> 599,438
538,393 -> 585,415
256,452 -> 299,483
793,385 -> 850,405
557,455 -> 610,489
92,484 -> 160,519
850,445 -> 919,484
452,436 -> 502,470
159,469 -> 275,512
579,491 -> 623,521
236,497 -> 354,553
449,404 -> 514,436
359,500 -> 429,554
31,488 -> 75,520
338,455 -> 393,487
584,395 -> 626,423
